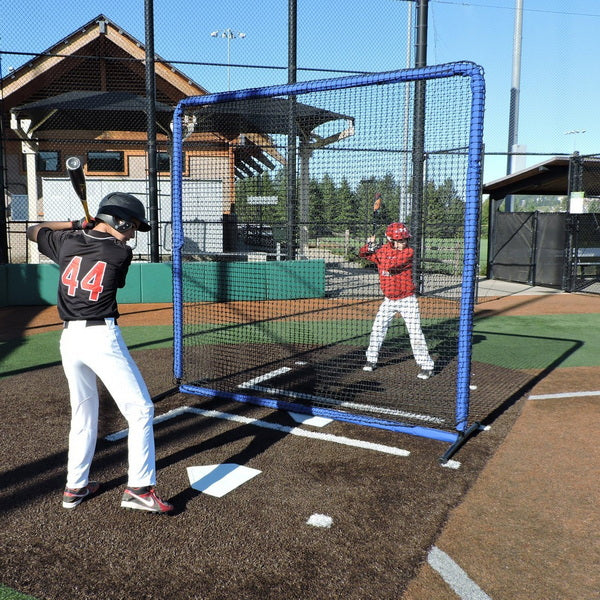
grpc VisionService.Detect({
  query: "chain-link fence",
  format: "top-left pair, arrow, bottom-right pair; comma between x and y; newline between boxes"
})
487,154 -> 600,293
1,5 -> 415,264
2,3 -> 599,266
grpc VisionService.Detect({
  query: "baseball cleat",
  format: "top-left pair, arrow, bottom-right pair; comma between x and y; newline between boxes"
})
417,368 -> 434,380
62,481 -> 100,509
362,361 -> 377,372
121,486 -> 173,513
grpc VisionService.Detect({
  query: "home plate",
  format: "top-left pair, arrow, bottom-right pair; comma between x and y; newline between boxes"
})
288,412 -> 333,427
187,464 -> 261,497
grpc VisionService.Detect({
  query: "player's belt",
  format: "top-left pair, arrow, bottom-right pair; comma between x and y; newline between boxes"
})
63,319 -> 115,328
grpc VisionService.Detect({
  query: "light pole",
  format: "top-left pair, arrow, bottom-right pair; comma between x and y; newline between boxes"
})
564,130 -> 586,154
210,28 -> 246,90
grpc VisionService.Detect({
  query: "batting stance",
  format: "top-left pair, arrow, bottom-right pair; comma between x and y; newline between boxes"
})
359,222 -> 435,380
27,193 -> 173,513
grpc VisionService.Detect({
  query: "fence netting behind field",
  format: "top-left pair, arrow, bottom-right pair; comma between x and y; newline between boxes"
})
172,63 -> 485,443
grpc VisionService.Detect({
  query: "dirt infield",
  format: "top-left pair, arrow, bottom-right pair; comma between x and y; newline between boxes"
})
1,293 -> 599,599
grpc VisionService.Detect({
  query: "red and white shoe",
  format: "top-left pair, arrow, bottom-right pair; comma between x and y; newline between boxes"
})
120,486 -> 173,513
62,481 -> 100,509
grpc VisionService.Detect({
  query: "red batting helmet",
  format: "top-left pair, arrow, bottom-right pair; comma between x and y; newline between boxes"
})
386,222 -> 411,240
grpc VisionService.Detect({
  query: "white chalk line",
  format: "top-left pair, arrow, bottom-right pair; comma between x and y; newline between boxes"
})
428,546 -> 492,600
105,406 -> 190,441
529,390 -> 600,400
238,368 -> 445,425
241,367 -> 292,386
105,405 -> 410,457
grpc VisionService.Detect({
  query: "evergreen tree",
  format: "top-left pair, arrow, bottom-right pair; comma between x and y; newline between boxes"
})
320,174 -> 339,233
233,170 -> 467,247
423,178 -> 464,238
336,178 -> 357,230
308,178 -> 328,236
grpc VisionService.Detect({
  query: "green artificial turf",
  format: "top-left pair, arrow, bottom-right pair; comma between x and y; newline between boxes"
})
473,313 -> 600,370
0,585 -> 38,600
0,325 -> 173,377
1,314 -> 599,378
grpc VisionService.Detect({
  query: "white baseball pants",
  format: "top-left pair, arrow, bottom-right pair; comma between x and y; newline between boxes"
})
59,319 -> 156,489
365,295 -> 434,370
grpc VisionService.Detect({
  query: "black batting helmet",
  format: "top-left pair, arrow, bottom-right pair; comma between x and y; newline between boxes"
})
96,192 -> 151,232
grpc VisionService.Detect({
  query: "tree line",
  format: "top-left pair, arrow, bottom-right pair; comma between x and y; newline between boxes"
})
235,171 -> 469,240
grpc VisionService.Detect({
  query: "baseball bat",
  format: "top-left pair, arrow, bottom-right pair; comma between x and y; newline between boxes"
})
372,192 -> 382,235
66,156 -> 93,223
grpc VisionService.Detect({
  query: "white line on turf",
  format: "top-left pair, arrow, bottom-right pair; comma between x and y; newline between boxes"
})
238,382 -> 445,424
104,406 -> 190,441
186,407 -> 410,456
428,546 -> 491,600
441,460 -> 461,469
105,406 -> 410,456
237,367 -> 445,424
529,390 -> 600,400
287,412 -> 333,427
187,464 -> 261,497
240,367 -> 292,386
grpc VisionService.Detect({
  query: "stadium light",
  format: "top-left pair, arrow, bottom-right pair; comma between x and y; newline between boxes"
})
564,130 -> 586,154
210,28 -> 246,90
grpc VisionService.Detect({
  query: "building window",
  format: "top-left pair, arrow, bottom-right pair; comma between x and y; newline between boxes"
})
157,152 -> 171,173
157,151 -> 186,173
39,151 -> 60,172
21,151 -> 61,172
87,151 -> 125,173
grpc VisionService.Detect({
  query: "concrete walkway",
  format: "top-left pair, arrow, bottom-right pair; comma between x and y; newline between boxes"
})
476,277 -> 564,298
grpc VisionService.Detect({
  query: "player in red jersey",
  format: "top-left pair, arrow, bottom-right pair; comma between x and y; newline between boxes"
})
359,222 -> 434,379
27,193 -> 173,513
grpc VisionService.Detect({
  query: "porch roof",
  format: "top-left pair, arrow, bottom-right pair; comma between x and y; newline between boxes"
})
482,156 -> 571,200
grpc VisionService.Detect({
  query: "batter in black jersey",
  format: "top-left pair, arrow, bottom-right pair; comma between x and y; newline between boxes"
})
27,191 -> 173,513
37,228 -> 130,321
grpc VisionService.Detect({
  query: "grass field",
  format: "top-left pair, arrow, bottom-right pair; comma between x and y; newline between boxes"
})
2,311 -> 598,378
0,585 -> 36,600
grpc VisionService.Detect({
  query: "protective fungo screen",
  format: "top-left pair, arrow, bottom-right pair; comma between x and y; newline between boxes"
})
170,63 -> 485,460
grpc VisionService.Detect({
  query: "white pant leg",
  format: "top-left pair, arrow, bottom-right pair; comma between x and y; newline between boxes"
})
90,321 -> 156,487
365,298 -> 397,363
60,320 -> 156,488
60,331 -> 100,489
398,295 -> 434,370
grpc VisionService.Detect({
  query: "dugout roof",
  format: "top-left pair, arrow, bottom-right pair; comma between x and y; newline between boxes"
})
10,91 -> 353,179
482,156 -> 571,200
186,98 -> 354,178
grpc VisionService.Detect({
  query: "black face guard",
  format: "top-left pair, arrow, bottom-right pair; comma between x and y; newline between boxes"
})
95,213 -> 136,233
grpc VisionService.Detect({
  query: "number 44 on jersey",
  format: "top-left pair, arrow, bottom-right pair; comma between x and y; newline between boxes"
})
61,257 -> 107,301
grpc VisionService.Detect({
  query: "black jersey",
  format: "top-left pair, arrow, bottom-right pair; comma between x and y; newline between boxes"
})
37,228 -> 132,321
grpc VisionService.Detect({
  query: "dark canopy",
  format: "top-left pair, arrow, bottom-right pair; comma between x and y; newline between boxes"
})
483,157 -> 571,200
190,97 -> 353,139
12,91 -> 352,141
11,91 -> 353,178
10,90 -> 175,134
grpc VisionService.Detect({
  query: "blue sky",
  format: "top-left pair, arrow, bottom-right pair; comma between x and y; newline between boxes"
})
1,0 -> 598,184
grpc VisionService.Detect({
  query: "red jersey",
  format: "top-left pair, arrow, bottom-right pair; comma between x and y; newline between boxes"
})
359,241 -> 415,299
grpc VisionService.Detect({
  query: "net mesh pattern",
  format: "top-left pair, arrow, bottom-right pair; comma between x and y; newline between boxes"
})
172,64 -> 484,432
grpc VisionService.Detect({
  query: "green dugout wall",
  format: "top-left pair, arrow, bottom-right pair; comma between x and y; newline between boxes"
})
0,260 -> 325,306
